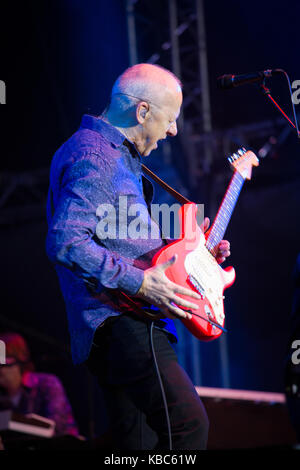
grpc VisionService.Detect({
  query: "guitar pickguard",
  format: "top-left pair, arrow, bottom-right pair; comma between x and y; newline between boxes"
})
184,239 -> 227,325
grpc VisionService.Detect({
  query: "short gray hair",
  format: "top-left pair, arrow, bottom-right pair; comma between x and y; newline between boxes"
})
111,63 -> 182,104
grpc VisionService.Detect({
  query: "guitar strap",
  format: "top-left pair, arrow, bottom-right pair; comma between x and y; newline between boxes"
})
141,164 -> 191,205
49,162 -> 191,321
118,165 -> 192,320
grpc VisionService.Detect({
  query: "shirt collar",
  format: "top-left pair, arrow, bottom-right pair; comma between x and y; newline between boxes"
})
122,138 -> 140,160
80,114 -> 138,153
22,371 -> 38,389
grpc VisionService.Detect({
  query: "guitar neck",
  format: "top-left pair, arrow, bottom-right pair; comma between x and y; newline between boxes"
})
206,171 -> 245,257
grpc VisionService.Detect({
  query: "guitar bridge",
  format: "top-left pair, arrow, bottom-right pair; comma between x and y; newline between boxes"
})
188,274 -> 205,299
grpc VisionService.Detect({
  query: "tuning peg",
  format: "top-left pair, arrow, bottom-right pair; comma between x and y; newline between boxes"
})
237,149 -> 244,156
232,153 -> 239,160
227,156 -> 233,163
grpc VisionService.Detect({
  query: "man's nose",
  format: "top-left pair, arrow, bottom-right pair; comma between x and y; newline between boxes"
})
167,121 -> 177,137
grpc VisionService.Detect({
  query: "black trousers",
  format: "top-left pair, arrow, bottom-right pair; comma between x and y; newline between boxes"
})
86,313 -> 209,450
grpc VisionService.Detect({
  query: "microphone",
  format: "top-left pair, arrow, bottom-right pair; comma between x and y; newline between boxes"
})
217,69 -> 280,90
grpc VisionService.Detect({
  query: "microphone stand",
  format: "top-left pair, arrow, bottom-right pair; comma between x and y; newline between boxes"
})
259,72 -> 300,140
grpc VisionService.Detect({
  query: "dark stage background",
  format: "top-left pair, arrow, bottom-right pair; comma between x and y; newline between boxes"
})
0,0 -> 300,438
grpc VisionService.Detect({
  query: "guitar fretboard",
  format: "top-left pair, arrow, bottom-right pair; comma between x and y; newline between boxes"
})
206,171 -> 245,257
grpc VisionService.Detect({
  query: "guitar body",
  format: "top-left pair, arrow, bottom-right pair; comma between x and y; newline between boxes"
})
152,203 -> 236,340
152,148 -> 259,341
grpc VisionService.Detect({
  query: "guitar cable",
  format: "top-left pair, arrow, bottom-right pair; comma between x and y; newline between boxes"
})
147,305 -> 227,452
189,310 -> 227,333
149,321 -> 173,451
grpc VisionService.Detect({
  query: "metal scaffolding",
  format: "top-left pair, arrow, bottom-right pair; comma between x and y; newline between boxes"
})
126,0 -> 213,189
0,0 -> 297,386
125,0 -> 234,387
124,0 -> 298,387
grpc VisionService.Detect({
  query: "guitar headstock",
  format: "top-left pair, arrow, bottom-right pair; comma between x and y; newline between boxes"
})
228,148 -> 259,180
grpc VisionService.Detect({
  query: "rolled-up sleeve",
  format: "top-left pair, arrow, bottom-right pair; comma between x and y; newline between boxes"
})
46,151 -> 144,296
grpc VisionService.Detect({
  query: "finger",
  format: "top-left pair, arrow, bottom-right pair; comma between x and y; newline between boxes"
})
171,283 -> 202,300
200,217 -> 210,233
218,240 -> 230,250
171,294 -> 199,311
218,248 -> 230,256
218,249 -> 231,258
168,303 -> 193,320
204,217 -> 210,232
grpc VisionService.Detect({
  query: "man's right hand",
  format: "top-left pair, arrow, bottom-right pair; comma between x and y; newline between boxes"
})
135,255 -> 201,320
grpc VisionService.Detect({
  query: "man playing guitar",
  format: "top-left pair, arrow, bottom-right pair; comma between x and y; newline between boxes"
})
46,63 -> 230,450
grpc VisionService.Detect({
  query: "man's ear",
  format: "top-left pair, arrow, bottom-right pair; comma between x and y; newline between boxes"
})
136,102 -> 150,124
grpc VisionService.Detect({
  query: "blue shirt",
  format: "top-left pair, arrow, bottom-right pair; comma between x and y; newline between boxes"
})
46,115 -> 177,364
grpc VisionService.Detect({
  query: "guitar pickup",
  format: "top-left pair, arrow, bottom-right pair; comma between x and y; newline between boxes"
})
188,274 -> 205,299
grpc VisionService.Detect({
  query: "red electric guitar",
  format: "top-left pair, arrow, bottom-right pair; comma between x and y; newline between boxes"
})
152,148 -> 259,341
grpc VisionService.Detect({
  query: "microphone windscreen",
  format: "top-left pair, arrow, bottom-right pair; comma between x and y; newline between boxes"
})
216,75 -> 234,90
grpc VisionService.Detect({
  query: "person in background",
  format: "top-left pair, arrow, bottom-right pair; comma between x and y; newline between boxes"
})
0,332 -> 79,437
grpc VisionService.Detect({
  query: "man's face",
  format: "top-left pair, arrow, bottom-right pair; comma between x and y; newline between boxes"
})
0,357 -> 23,392
135,89 -> 182,157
